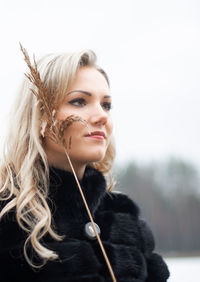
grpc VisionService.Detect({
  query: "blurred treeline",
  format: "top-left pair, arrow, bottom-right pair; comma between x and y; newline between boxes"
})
113,158 -> 200,256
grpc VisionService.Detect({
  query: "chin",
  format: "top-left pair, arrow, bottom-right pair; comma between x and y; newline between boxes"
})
84,150 -> 106,163
69,147 -> 107,165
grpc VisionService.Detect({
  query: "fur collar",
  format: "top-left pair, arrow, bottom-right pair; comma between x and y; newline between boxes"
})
48,166 -> 107,222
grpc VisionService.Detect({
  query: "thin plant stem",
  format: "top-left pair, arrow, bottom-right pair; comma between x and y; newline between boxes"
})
63,147 -> 117,282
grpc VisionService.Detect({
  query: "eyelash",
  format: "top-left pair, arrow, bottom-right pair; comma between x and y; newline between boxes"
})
69,98 -> 112,111
69,98 -> 86,107
102,102 -> 112,111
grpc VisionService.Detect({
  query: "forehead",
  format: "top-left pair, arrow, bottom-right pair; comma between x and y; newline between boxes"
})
69,67 -> 110,94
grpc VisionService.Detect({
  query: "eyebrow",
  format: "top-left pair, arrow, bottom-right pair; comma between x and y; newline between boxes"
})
67,90 -> 111,98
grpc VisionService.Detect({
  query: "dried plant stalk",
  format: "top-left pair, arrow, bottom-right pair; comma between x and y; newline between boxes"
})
20,43 -> 56,122
58,116 -> 90,146
20,43 -> 90,144
20,44 -> 117,282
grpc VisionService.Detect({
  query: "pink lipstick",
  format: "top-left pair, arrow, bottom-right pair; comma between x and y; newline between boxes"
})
86,131 -> 106,140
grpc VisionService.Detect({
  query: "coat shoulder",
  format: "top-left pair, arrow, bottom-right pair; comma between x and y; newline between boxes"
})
99,191 -> 140,218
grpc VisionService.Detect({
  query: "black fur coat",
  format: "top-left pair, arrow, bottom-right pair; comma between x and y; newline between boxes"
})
0,166 -> 170,282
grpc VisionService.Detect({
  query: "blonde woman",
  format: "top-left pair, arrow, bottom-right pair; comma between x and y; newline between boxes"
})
0,49 -> 169,281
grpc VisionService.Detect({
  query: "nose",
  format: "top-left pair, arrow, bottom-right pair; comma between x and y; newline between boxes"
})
89,104 -> 109,126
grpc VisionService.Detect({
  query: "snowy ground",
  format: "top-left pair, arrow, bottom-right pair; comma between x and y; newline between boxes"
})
165,257 -> 200,282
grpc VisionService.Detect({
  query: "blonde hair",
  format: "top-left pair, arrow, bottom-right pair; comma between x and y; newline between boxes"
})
0,50 -> 115,267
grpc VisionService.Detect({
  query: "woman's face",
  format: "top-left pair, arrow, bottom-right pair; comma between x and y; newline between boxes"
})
43,67 -> 113,171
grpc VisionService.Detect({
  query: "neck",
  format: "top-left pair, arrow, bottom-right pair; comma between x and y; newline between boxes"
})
45,148 -> 86,180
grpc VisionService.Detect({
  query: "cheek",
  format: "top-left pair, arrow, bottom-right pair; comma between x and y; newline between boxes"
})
56,102 -> 81,121
107,118 -> 113,136
56,107 -> 70,121
105,120 -> 113,149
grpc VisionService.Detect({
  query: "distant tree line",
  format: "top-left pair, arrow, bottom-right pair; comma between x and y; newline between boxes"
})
113,158 -> 200,256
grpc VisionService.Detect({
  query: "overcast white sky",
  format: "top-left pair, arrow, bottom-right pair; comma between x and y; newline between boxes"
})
0,0 -> 200,168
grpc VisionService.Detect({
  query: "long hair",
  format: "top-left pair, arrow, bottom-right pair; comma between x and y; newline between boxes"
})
0,49 -> 115,267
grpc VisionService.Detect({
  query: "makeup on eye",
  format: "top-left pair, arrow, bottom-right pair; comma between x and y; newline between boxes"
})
68,96 -> 112,111
69,98 -> 86,107
102,101 -> 112,111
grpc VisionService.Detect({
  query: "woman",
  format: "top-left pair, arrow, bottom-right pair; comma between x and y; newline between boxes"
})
0,48 -> 169,281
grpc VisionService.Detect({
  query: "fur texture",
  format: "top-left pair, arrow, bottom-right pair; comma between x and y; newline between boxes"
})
0,166 -> 170,281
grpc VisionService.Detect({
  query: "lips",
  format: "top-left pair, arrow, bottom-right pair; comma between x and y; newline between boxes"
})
85,131 -> 106,139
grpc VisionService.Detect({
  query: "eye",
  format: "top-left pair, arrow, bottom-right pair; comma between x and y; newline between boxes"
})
69,98 -> 86,107
102,101 -> 112,111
